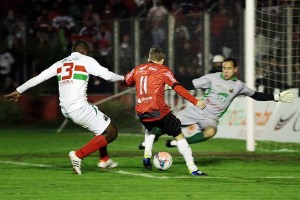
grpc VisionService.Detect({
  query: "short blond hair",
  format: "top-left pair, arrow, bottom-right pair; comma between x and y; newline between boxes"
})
148,47 -> 165,62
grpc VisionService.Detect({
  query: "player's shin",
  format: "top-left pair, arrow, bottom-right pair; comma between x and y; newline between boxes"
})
76,135 -> 108,159
144,130 -> 156,158
175,135 -> 198,172
186,132 -> 208,144
99,146 -> 109,161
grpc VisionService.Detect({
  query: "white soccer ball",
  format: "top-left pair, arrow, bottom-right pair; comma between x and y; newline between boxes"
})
153,152 -> 173,171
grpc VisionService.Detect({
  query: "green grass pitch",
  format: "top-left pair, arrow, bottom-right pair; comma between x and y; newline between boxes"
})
0,128 -> 299,200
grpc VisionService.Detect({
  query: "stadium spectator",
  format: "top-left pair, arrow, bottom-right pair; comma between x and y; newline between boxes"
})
78,19 -> 99,49
111,0 -> 130,19
210,0 -> 230,55
96,24 -> 112,69
65,0 -> 82,21
221,17 -> 240,58
147,0 -> 168,47
119,34 -> 133,74
1,76 -> 17,94
209,54 -> 224,73
5,40 -> 124,175
100,3 -> 114,29
0,42 -> 15,89
138,57 -> 295,149
81,3 -> 99,25
122,47 -> 207,176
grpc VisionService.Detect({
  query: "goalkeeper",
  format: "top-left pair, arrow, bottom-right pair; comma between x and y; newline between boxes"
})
139,57 -> 295,149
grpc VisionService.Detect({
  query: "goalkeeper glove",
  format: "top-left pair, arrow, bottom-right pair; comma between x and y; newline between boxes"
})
274,90 -> 295,103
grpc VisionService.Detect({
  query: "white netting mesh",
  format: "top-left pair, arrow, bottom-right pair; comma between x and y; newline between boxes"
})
255,0 -> 300,151
255,0 -> 300,94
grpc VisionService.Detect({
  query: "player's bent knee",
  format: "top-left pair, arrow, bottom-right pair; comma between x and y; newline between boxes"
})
204,126 -> 217,139
103,123 -> 118,143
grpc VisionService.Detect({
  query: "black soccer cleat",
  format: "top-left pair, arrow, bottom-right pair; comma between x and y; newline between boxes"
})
165,139 -> 176,148
143,158 -> 152,170
138,141 -> 145,150
190,170 -> 208,176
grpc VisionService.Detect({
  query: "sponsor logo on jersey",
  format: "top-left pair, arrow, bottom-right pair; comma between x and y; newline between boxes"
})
103,115 -> 109,121
164,72 -> 176,82
59,79 -> 74,85
140,66 -> 147,70
274,111 -> 297,130
137,96 -> 153,103
149,67 -> 157,71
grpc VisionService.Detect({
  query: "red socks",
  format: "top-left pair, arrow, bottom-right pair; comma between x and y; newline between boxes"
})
75,135 -> 108,159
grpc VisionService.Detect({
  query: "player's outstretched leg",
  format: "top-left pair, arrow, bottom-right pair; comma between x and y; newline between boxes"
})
69,151 -> 82,175
69,122 -> 118,174
175,134 -> 207,176
142,130 -> 156,170
166,131 -> 208,147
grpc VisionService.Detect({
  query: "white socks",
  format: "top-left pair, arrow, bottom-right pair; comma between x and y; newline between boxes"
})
144,130 -> 155,158
177,139 -> 198,172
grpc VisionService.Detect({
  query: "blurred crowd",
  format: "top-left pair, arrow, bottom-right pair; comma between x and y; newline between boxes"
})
0,0 -> 299,94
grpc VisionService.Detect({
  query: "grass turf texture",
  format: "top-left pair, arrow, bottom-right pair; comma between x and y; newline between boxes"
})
0,128 -> 299,200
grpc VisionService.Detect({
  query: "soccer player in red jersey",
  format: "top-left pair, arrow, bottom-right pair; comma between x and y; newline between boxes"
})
122,47 -> 207,176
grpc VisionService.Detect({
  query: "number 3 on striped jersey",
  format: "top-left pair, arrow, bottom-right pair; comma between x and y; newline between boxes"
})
62,63 -> 74,80
139,76 -> 148,95
58,63 -> 87,81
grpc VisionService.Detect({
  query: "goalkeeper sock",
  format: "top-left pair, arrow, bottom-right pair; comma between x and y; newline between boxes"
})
186,132 -> 208,144
169,132 -> 208,146
76,135 -> 108,159
176,139 -> 197,172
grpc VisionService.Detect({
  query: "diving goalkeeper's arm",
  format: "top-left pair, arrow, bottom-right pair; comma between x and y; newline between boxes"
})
250,90 -> 295,103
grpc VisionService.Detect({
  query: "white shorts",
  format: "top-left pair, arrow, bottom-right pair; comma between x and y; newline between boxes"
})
62,104 -> 111,135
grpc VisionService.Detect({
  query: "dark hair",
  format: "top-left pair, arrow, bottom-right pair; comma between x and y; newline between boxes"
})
223,57 -> 238,68
72,40 -> 90,53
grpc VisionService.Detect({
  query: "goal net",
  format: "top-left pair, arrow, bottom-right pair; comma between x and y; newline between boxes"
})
254,0 -> 300,152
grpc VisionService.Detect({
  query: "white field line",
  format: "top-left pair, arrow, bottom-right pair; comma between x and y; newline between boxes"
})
0,160 -> 299,179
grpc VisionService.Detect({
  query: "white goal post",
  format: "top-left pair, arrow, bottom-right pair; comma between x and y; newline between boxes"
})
245,0 -> 256,151
246,0 -> 300,151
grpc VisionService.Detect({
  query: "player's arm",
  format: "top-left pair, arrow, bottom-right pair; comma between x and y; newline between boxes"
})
121,69 -> 135,87
172,83 -> 206,109
179,80 -> 195,90
88,58 -> 124,82
250,91 -> 294,103
5,69 -> 56,101
95,67 -> 124,82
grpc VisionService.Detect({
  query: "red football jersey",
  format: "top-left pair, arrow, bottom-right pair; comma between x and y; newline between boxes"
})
124,62 -> 179,121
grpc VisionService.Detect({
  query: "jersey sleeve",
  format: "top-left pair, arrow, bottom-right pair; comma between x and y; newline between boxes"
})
16,63 -> 57,93
192,75 -> 210,89
173,84 -> 198,105
86,57 -> 124,81
123,69 -> 135,86
162,69 -> 179,87
238,81 -> 256,96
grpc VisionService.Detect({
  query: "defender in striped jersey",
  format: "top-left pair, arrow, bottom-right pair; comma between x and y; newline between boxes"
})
138,57 -> 295,148
5,40 -> 124,175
